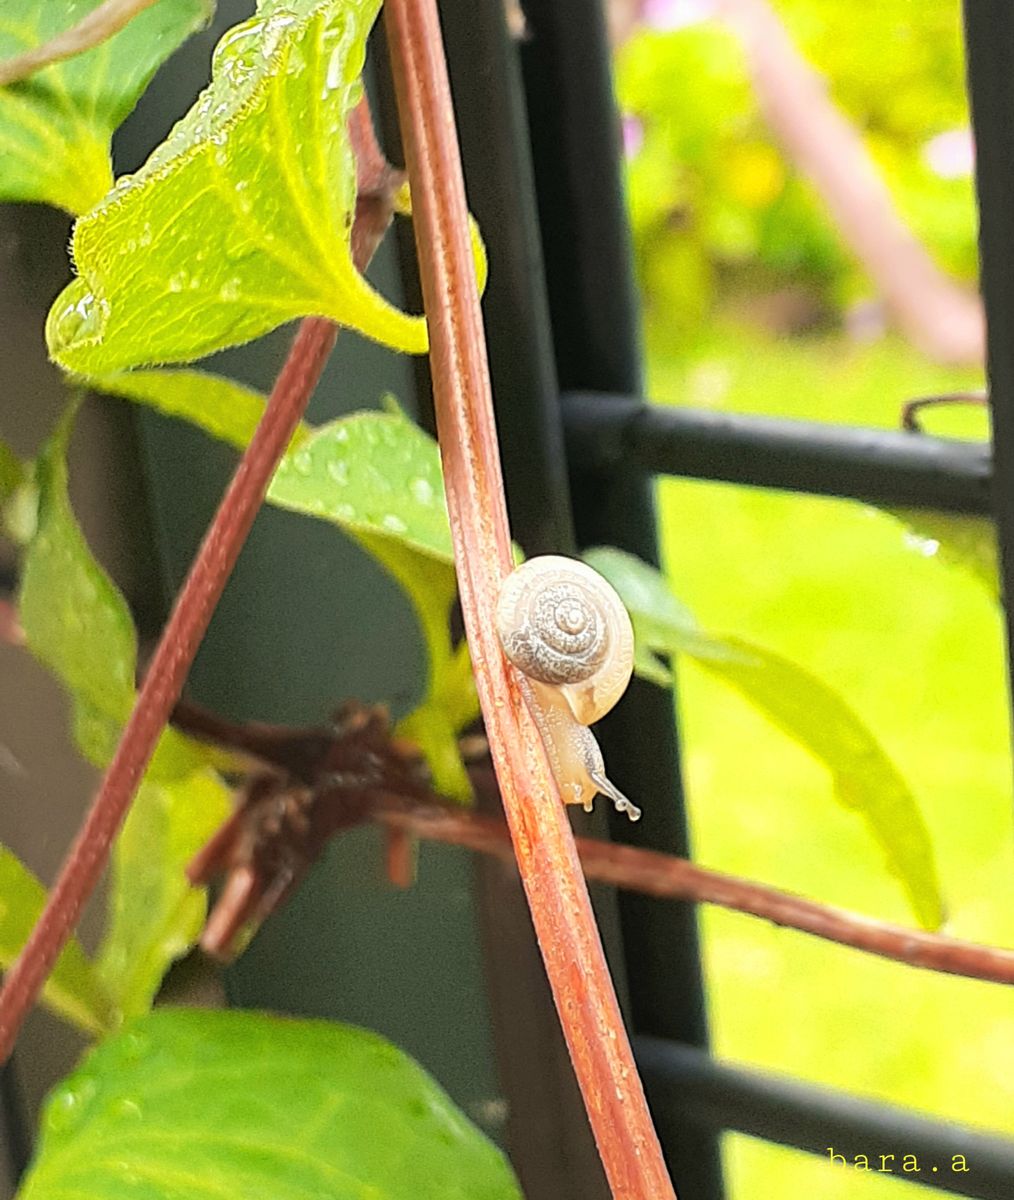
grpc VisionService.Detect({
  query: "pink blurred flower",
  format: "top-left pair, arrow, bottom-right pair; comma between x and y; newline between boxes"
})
622,114 -> 644,159
923,128 -> 975,179
641,0 -> 716,32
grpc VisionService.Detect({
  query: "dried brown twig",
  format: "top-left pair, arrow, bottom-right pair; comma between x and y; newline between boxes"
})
177,701 -> 1014,988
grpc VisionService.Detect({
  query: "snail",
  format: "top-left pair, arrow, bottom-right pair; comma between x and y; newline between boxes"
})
495,555 -> 641,821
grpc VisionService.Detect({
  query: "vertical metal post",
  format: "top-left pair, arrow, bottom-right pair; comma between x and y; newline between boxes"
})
963,3 -> 1014,772
519,1 -> 725,1194
0,1061 -> 28,1197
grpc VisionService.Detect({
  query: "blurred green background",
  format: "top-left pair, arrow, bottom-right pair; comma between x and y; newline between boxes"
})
614,1 -> 1014,1196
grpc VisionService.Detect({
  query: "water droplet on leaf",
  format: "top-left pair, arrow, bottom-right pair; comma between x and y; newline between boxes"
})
326,459 -> 348,485
409,477 -> 434,504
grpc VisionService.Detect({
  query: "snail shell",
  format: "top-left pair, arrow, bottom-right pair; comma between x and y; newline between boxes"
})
496,556 -> 640,820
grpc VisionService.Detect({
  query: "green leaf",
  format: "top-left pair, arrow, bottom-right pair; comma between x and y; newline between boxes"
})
0,0 -> 212,214
269,408 -> 476,797
269,407 -> 454,562
17,404 -> 213,778
20,407 -> 137,737
14,407 -> 234,1016
97,770 -> 231,1021
21,1009 -> 523,1200
392,178 -> 490,299
888,507 -> 999,595
92,368 -> 311,453
47,0 -> 427,374
586,546 -> 946,930
0,846 -> 113,1036
97,371 -> 475,794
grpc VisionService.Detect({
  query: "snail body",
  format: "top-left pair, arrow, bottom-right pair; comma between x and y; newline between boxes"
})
495,555 -> 640,821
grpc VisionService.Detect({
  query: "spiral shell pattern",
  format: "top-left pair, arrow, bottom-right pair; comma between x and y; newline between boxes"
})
495,556 -> 634,725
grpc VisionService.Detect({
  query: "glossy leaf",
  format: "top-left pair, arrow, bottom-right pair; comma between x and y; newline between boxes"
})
586,546 -> 945,930
0,846 -> 113,1035
90,370 -> 452,562
21,1008 -> 523,1200
47,0 -> 427,374
17,406 -> 207,778
93,368 -> 311,453
0,0 -> 212,214
97,771 -> 231,1020
272,406 -> 453,560
96,370 -> 474,792
889,507 -> 998,595
269,407 -> 474,797
20,407 -> 137,740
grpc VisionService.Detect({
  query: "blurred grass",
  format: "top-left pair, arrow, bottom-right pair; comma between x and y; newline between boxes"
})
649,325 -> 1014,1197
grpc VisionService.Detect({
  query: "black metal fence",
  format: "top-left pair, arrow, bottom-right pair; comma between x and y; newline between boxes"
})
3,1 -> 1014,1198
461,0 -> 1014,1196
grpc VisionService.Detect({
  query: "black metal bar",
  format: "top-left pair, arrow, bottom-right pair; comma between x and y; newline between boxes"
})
0,1059 -> 29,1192
430,3 -> 614,1195
439,6 -> 575,558
563,392 -> 993,513
963,4 -> 1014,750
519,2 -> 725,1196
636,1037 -> 1014,1200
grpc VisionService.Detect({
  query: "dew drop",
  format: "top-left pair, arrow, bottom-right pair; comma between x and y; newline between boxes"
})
326,459 -> 349,485
76,573 -> 98,603
324,44 -> 344,95
46,1077 -> 97,1133
51,291 -> 108,348
381,513 -> 408,534
904,531 -> 940,558
409,476 -> 434,504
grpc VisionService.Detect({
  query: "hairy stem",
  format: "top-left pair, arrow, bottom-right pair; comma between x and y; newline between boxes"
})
383,5 -> 676,1196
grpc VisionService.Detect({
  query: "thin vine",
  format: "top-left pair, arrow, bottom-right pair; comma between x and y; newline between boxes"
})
383,1 -> 678,1195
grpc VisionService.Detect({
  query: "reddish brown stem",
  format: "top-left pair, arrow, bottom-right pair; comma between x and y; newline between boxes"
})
383,827 -> 416,889
380,806 -> 1014,986
0,598 -> 23,646
0,99 -> 396,1063
0,319 -> 335,1061
174,705 -> 1014,988
0,0 -> 159,87
383,5 -> 676,1197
